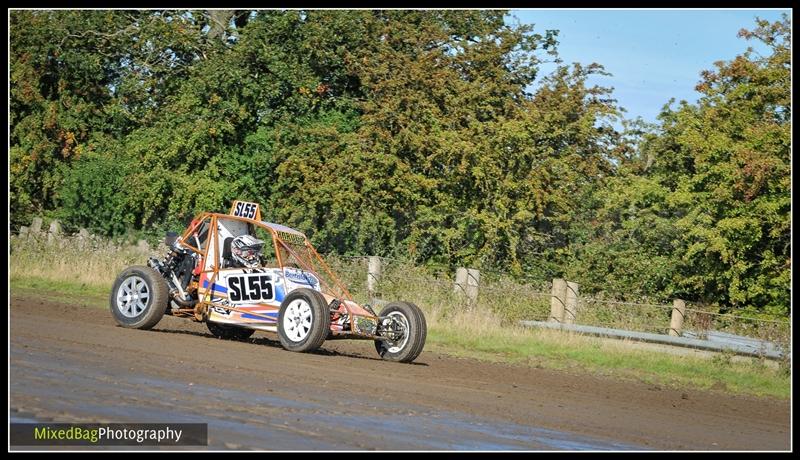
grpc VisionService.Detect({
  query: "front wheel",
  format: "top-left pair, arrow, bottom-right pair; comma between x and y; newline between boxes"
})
375,301 -> 427,363
110,265 -> 169,330
277,288 -> 330,353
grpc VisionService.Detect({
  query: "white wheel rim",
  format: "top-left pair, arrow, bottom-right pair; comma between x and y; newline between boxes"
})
116,275 -> 150,318
283,299 -> 313,342
385,311 -> 410,353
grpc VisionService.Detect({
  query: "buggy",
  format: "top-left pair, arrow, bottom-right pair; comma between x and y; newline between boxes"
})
110,201 -> 426,363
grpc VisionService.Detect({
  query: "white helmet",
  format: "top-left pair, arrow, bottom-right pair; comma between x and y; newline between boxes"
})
231,234 -> 265,268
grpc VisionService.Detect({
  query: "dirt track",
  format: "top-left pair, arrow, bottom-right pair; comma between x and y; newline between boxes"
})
10,291 -> 790,450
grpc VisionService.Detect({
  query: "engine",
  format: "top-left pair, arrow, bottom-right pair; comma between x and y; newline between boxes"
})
148,233 -> 199,309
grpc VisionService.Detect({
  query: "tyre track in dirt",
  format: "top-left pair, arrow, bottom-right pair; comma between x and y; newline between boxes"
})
9,291 -> 790,450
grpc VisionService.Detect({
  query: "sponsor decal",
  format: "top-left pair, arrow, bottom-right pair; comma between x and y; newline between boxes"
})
210,305 -> 233,317
283,268 -> 319,286
277,231 -> 305,245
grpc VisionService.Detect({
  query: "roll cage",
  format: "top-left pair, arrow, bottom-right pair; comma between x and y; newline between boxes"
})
171,202 -> 378,339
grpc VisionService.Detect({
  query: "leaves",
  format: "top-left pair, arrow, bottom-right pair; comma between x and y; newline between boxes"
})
9,11 -> 791,318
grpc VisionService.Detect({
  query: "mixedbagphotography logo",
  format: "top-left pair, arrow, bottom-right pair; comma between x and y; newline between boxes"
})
10,423 -> 208,446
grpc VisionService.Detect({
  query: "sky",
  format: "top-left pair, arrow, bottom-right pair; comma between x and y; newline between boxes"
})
509,9 -> 791,124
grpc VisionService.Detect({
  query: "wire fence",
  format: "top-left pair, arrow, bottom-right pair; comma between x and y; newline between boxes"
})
566,294 -> 790,347
576,297 -> 674,335
681,304 -> 790,349
332,255 -> 790,353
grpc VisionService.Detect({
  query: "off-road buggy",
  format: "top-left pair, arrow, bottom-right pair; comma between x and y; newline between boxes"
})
110,201 -> 426,363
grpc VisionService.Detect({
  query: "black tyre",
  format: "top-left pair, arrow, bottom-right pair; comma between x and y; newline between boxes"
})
110,265 -> 169,330
277,288 -> 330,352
374,301 -> 427,363
207,322 -> 256,340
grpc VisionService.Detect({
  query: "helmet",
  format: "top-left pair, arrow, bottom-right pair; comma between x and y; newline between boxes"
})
231,234 -> 265,268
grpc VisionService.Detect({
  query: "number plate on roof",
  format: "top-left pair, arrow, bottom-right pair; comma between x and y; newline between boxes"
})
230,200 -> 260,220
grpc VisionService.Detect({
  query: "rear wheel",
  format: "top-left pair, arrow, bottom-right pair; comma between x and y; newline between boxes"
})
110,266 -> 169,330
207,322 -> 256,340
277,288 -> 330,352
375,301 -> 427,363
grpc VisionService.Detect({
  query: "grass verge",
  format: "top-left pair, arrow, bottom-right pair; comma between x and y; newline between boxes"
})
426,326 -> 789,399
11,275 -> 108,309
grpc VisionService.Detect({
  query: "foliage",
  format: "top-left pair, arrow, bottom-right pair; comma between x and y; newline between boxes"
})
554,15 -> 790,313
645,16 -> 790,314
9,11 -> 791,318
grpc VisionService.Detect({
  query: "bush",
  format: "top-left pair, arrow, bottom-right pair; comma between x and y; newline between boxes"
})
58,153 -> 138,236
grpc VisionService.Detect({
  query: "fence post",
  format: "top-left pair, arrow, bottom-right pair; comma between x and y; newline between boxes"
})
454,268 -> 467,294
30,217 -> 43,234
549,278 -> 567,323
47,219 -> 62,244
367,256 -> 382,299
564,281 -> 580,325
454,267 -> 480,309
669,299 -> 686,337
466,268 -> 480,309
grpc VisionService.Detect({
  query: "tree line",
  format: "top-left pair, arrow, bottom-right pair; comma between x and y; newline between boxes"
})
10,10 -> 790,318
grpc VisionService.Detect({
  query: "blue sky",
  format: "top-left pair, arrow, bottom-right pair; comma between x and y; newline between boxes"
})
508,9 -> 791,124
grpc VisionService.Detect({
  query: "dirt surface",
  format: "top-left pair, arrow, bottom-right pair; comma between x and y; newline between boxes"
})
10,291 -> 791,451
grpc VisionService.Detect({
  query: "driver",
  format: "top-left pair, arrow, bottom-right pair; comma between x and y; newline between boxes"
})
230,234 -> 265,268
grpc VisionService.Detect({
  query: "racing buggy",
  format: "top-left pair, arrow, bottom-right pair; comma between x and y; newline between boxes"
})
109,201 -> 426,363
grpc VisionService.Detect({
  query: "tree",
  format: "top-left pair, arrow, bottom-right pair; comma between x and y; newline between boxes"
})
604,15 -> 791,315
10,10 -> 208,228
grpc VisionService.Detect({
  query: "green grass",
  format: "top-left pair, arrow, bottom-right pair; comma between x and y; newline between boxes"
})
11,275 -> 108,309
426,325 -> 790,399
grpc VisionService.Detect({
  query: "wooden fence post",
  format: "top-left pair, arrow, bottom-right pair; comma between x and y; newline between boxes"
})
466,268 -> 480,309
454,268 -> 467,293
564,281 -> 580,325
669,299 -> 686,337
367,256 -> 382,299
47,219 -> 62,244
549,278 -> 567,323
454,267 -> 480,309
30,217 -> 43,234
